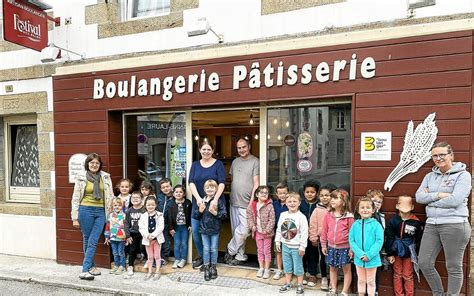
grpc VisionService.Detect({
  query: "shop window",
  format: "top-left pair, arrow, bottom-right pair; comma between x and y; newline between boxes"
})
267,104 -> 351,191
4,116 -> 40,203
121,0 -> 171,21
126,113 -> 186,192
336,111 -> 345,130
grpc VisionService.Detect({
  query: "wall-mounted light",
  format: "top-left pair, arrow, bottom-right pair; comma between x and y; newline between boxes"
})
254,134 -> 259,140
273,118 -> 278,125
194,135 -> 199,141
40,43 -> 85,63
187,17 -> 224,43
249,114 -> 254,125
285,121 -> 290,127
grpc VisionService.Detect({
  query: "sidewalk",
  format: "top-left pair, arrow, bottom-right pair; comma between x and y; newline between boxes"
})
0,254 -> 328,295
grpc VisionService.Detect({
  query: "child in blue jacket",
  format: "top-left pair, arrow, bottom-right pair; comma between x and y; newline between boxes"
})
349,196 -> 384,296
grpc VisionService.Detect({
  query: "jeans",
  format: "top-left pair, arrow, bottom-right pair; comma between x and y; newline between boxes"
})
110,240 -> 126,268
78,205 -> 106,273
282,244 -> 304,276
202,233 -> 219,265
418,222 -> 471,296
174,225 -> 189,261
191,218 -> 203,258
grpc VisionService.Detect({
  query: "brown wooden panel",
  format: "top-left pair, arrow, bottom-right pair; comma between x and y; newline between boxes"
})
52,34 -> 473,89
353,152 -> 470,167
355,119 -> 471,136
55,145 -> 108,156
354,135 -> 470,152
356,87 -> 471,108
54,110 -> 107,123
355,103 -> 470,123
354,167 -> 431,183
55,132 -> 107,144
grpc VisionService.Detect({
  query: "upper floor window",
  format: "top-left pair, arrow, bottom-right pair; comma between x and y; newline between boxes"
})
121,0 -> 171,21
4,116 -> 40,203
336,111 -> 345,130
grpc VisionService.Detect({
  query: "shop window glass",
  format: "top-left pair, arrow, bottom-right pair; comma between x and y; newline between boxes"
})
120,0 -> 170,21
126,113 -> 186,192
5,117 -> 40,203
267,105 -> 351,192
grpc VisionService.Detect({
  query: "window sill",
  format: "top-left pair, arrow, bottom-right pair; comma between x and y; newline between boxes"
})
0,202 -> 53,217
335,128 -> 347,131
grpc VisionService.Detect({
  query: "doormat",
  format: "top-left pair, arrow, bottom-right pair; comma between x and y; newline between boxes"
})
167,271 -> 263,289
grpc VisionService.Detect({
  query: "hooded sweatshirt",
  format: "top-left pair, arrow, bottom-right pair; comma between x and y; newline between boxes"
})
415,162 -> 471,224
349,217 -> 384,268
308,202 -> 329,244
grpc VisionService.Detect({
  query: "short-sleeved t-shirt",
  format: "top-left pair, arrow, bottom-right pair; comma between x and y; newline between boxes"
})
230,155 -> 259,208
188,159 -> 226,213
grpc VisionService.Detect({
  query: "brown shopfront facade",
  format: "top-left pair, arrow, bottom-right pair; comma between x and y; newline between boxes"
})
54,30 -> 474,295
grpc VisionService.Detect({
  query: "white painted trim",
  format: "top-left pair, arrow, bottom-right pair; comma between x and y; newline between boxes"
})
56,18 -> 473,76
51,170 -> 55,191
259,107 -> 267,184
49,132 -> 55,151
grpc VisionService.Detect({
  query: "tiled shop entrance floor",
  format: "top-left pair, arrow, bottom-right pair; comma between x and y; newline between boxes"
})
168,271 -> 263,289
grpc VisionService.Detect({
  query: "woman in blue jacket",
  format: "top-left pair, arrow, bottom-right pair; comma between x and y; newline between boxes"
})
416,142 -> 471,296
349,196 -> 384,296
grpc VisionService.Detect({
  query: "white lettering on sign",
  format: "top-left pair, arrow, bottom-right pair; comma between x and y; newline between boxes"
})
92,54 -> 377,101
13,13 -> 41,41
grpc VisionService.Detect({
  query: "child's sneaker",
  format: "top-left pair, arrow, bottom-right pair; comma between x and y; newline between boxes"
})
273,270 -> 283,280
262,269 -> 271,279
279,283 -> 292,293
144,272 -> 153,280
320,277 -> 329,291
114,266 -> 125,275
127,266 -> 134,275
153,272 -> 161,281
296,284 -> 304,294
172,260 -> 179,269
178,259 -> 186,268
161,259 -> 168,266
109,266 -> 118,274
256,268 -> 264,278
307,275 -> 316,287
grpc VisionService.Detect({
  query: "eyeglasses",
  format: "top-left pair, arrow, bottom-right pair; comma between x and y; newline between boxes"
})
431,153 -> 449,160
372,200 -> 382,205
259,191 -> 269,195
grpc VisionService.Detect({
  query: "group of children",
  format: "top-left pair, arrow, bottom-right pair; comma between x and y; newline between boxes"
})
104,177 -> 424,295
268,182 -> 424,296
104,177 -> 226,282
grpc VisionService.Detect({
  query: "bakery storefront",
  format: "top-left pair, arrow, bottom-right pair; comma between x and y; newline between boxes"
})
54,30 -> 473,295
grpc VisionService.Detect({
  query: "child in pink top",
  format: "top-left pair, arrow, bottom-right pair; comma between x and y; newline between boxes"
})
309,184 -> 336,291
320,189 -> 354,295
247,185 -> 275,279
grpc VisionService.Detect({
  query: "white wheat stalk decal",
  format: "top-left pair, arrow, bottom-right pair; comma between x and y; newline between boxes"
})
384,113 -> 438,191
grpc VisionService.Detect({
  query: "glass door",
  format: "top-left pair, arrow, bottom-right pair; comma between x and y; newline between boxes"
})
126,113 -> 187,191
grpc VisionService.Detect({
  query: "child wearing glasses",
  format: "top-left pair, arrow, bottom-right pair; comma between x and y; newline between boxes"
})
247,185 -> 276,279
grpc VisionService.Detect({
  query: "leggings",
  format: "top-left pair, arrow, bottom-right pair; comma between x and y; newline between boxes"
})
145,240 -> 161,269
356,266 -> 377,295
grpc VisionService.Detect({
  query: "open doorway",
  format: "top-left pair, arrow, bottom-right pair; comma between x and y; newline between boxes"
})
192,109 -> 260,267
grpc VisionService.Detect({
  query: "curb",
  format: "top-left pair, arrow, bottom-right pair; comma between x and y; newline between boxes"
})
0,275 -> 146,295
